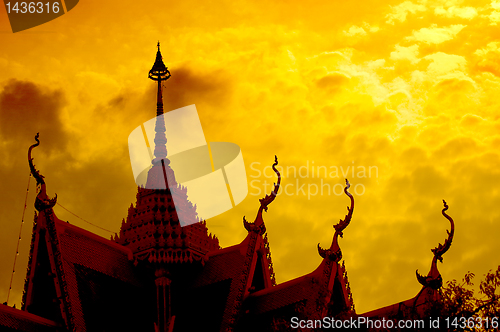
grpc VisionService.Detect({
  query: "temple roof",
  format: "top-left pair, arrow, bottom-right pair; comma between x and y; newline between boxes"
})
116,182 -> 220,264
0,304 -> 59,332
16,136 -> 455,331
360,200 -> 455,320
116,43 -> 220,264
244,262 -> 328,315
22,207 -> 152,332
7,46 -> 462,332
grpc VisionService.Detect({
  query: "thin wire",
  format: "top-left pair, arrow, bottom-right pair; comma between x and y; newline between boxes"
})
6,172 -> 31,305
56,203 -> 114,233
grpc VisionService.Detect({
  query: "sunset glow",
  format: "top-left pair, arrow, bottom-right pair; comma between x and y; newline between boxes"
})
1,0 -> 500,315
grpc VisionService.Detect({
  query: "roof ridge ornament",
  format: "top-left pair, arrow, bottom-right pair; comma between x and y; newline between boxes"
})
148,42 -> 171,165
416,199 -> 454,289
28,133 -> 57,211
318,179 -> 354,262
148,42 -> 171,83
244,156 -> 281,234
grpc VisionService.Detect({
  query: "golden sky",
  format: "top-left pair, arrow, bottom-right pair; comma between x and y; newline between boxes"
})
1,0 -> 500,315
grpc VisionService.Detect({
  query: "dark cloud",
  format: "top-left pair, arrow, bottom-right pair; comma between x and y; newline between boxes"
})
51,148 -> 136,236
0,79 -> 68,150
476,53 -> 500,77
316,73 -> 350,93
159,66 -> 233,114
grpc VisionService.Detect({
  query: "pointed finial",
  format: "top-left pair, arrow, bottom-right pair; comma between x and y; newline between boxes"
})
27,133 -> 57,211
243,156 -> 281,233
318,179 -> 354,261
149,42 -> 171,164
28,133 -> 44,186
416,200 -> 454,289
149,42 -> 171,82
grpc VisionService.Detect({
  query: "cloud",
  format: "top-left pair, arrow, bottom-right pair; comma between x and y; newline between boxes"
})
460,113 -> 487,127
0,79 -> 70,179
344,25 -> 367,37
424,52 -> 467,75
0,79 -> 67,147
315,72 -> 350,93
406,24 -> 466,44
474,42 -> 500,76
434,6 -> 478,19
489,0 -> 500,24
390,44 -> 420,64
475,41 -> 500,57
386,1 -> 427,24
161,66 -> 233,113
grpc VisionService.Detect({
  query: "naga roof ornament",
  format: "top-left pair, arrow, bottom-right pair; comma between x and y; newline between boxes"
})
28,133 -> 57,211
318,179 -> 354,262
416,199 -> 455,289
243,155 -> 281,234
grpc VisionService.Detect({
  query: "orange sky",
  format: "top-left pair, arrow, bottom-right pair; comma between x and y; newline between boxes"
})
1,0 -> 500,315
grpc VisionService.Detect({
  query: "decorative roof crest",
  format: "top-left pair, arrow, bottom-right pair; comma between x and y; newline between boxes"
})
148,42 -> 171,165
318,179 -> 354,262
243,155 -> 281,234
148,42 -> 171,83
416,199 -> 454,289
28,133 -> 57,211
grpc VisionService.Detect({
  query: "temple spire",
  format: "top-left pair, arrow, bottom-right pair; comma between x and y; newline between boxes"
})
148,42 -> 171,165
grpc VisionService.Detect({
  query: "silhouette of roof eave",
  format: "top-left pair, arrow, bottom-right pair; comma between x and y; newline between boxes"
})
0,303 -> 59,329
247,258 -> 328,299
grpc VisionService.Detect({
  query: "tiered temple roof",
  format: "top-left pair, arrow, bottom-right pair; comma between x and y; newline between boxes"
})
0,45 -> 456,332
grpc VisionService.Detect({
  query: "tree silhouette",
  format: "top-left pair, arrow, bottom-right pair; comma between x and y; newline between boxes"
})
428,265 -> 500,331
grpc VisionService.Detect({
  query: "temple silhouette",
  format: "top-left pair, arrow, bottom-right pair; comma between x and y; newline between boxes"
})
0,44 -> 455,332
